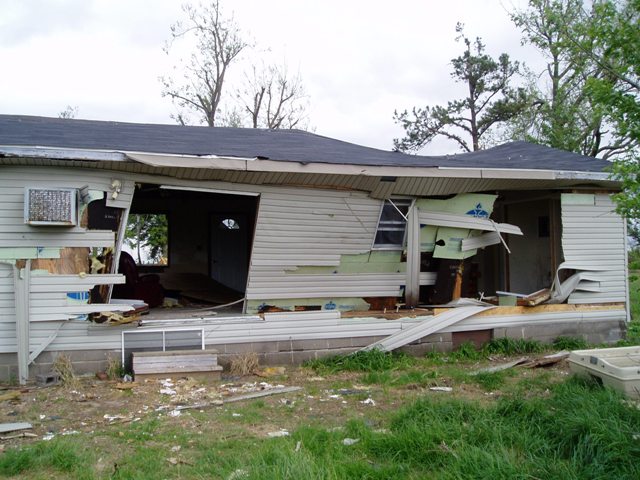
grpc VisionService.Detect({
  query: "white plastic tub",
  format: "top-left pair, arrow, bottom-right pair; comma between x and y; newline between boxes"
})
568,346 -> 640,399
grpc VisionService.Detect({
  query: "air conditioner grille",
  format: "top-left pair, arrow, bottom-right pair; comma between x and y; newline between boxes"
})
25,188 -> 77,225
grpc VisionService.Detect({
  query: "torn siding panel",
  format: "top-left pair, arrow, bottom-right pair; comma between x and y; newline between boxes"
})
561,194 -> 626,304
247,268 -> 404,300
246,189 -> 405,302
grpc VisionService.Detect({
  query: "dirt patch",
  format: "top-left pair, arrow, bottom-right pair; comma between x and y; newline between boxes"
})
0,355 -> 571,449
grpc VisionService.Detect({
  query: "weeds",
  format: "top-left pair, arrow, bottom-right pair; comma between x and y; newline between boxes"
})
483,337 -> 545,355
553,335 -> 589,350
106,356 -> 124,380
230,352 -> 259,376
305,348 -> 414,374
52,353 -> 80,390
449,341 -> 484,361
445,338 -> 546,363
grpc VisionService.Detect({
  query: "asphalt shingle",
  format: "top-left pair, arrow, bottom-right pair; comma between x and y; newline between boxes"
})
0,114 -> 611,172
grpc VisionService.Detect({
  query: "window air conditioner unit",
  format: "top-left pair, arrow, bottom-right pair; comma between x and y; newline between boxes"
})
24,188 -> 78,226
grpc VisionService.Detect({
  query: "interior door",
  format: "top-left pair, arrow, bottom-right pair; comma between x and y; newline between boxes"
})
210,214 -> 248,292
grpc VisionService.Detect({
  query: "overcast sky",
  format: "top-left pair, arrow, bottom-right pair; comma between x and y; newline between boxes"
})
0,0 -> 542,155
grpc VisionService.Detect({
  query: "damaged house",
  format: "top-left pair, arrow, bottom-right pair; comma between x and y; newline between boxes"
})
0,115 -> 629,383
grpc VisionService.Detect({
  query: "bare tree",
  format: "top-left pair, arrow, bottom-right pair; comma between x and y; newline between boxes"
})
161,1 -> 247,126
239,62 -> 308,129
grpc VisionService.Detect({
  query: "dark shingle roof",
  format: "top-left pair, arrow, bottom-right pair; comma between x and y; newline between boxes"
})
0,114 -> 611,172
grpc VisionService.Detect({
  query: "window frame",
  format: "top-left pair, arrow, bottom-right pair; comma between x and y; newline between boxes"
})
371,198 -> 412,250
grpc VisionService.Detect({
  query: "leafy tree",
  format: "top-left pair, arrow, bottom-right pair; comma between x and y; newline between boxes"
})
124,214 -> 168,265
581,0 -> 639,217
508,0 -> 635,159
393,24 -> 529,153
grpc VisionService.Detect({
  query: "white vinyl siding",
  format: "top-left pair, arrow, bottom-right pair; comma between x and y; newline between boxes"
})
561,193 -> 627,304
0,166 -> 133,248
0,264 -> 16,352
245,188 -> 405,300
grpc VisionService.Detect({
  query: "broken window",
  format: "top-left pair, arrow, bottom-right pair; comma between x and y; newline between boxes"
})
373,199 -> 411,249
124,213 -> 169,266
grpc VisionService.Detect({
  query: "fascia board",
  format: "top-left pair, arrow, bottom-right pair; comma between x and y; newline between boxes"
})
0,145 -> 126,161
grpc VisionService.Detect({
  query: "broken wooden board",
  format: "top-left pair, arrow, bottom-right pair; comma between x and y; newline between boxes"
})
470,357 -> 529,375
175,386 -> 302,411
517,288 -> 551,307
455,303 -> 625,317
0,390 -> 21,402
0,422 -> 32,434
360,305 -> 496,352
523,351 -> 570,368
133,349 -> 223,380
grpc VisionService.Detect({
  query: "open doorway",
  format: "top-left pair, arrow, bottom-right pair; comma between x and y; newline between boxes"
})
117,184 -> 259,317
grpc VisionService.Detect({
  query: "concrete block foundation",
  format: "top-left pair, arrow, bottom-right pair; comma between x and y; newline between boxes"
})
0,317 -> 627,382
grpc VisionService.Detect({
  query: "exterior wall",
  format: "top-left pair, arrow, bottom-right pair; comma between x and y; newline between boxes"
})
0,165 -> 135,381
0,166 -> 133,248
0,164 -> 630,382
245,188 -> 406,309
561,193 -> 627,304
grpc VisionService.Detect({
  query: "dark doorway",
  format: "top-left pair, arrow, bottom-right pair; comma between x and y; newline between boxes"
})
210,214 -> 249,292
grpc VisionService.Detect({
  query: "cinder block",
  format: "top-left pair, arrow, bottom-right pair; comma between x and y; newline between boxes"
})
0,365 -> 10,383
224,342 -> 255,354
315,347 -> 358,359
250,341 -> 280,353
350,336 -> 387,348
289,339 -> 330,352
36,373 -> 61,387
420,332 -> 453,343
325,337 -> 356,349
262,352 -> 296,365
399,342 -> 452,356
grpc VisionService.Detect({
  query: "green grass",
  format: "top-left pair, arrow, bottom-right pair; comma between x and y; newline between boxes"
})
471,370 -> 509,390
305,348 -> 415,374
441,338 -> 546,364
361,368 -> 439,387
356,377 -> 640,479
621,272 -> 640,345
206,377 -> 639,479
553,335 -> 589,350
0,436 -> 94,478
4,377 -> 639,479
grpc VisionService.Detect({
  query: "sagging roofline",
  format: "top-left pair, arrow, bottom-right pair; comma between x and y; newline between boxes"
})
0,145 -> 616,184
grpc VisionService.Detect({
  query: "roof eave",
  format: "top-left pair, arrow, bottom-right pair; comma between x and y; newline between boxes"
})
0,145 -> 616,183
